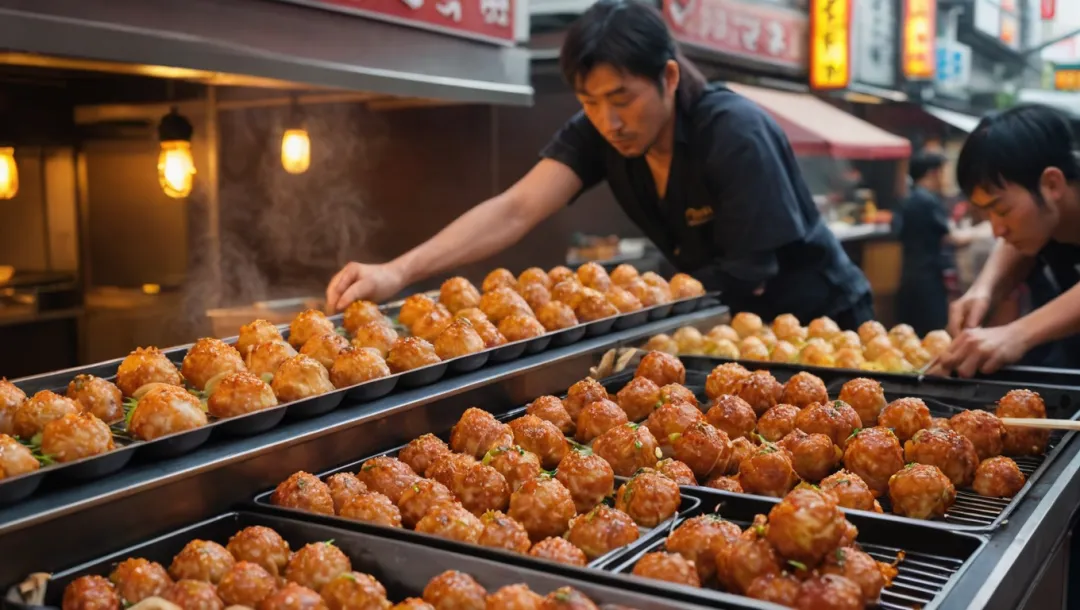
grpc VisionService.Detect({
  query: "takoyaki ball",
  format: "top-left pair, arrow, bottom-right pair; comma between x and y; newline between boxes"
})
642,333 -> 679,355
822,547 -> 885,606
0,379 -> 25,436
183,338 -> 247,391
451,407 -> 513,459
109,558 -> 172,604
63,575 -> 120,610
518,282 -> 552,313
798,343 -> 836,368
386,337 -> 441,373
535,301 -> 579,332
480,267 -> 516,293
758,404 -> 800,443
902,340 -> 933,369
833,348 -> 866,370
326,472 -> 367,514
207,372 -> 277,419
258,582 -> 325,610
764,340 -> 795,363
575,399 -> 628,444
556,449 -> 615,513
116,346 -> 183,397
843,427 -> 904,496
246,341 -> 298,378
514,267 -> 550,290
715,526 -> 781,594
862,335 -> 894,362
170,540 -> 235,583
507,415 -> 567,470
285,541 -> 351,593
731,312 -> 763,339
614,469 -> 681,528
705,337 -> 742,359
358,456 -> 421,504
606,286 -> 643,313
343,300 -> 389,335
484,446 -> 542,492
669,273 -> 705,300
392,600 -> 434,610
551,279 -> 586,309
738,337 -> 770,361
878,397 -> 932,443
616,376 -> 661,423
521,398 -> 571,440
888,323 -> 918,348
547,265 -> 575,285
672,327 -> 706,355
610,264 -> 640,287
454,310 -> 507,349
781,372 -> 828,409
329,347 -> 391,389
875,348 -> 914,373
508,476 -> 577,542
857,320 -> 887,345
576,262 -> 612,291
632,552 -> 700,588
904,428 -> 979,487
227,526 -> 291,578
888,463 -> 956,519
453,461 -> 511,516
271,355 -> 334,403
563,378 -> 610,422
667,516 -> 742,583
923,329 -> 953,357
440,277 -> 483,314
837,378 -> 886,427
593,423 -> 660,476
400,433 -> 451,476
399,294 -> 438,330
735,370 -> 783,416
13,390 -> 82,440
475,509 -> 531,553
727,437 -> 756,474
67,375 -> 124,425
339,490 -> 403,527
647,401 -> 704,445
398,478 -> 454,528
350,322 -> 398,358
950,410 -> 1006,461
498,314 -> 546,343
415,501 -> 484,544
412,306 -> 454,343
807,316 -> 841,341
796,574 -> 863,610
779,430 -> 842,482
321,572 -> 389,610
427,453 -> 478,491
819,470 -> 881,512
973,456 -> 1026,498
838,519 -> 859,548
271,471 -> 335,515
707,324 -> 741,344
574,288 -> 619,322
217,561 -> 276,608
487,584 -> 543,610
827,330 -> 858,352
541,587 -> 598,610
795,401 -> 862,449
673,421 -> 732,480
635,351 -> 686,387
41,412 -> 113,463
568,505 -> 640,560
739,444 -> 799,498
659,383 -> 698,409
767,487 -> 844,565
772,314 -> 806,344
480,287 -> 534,325
289,310 -> 335,350
746,573 -> 801,607
434,319 -> 486,360
529,537 -> 588,567
997,389 -> 1050,456
656,457 -> 698,485
627,279 -> 671,307
129,385 -> 208,441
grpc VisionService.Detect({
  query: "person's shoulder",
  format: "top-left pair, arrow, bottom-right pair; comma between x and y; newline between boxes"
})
690,85 -> 775,133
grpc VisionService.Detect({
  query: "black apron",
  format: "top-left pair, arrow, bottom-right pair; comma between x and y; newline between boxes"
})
1020,240 -> 1080,369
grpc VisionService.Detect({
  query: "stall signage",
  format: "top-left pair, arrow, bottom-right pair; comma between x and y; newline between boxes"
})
269,0 -> 516,44
1042,0 -> 1055,20
809,0 -> 852,90
1053,66 -> 1080,92
902,0 -> 935,80
852,0 -> 897,89
662,0 -> 808,70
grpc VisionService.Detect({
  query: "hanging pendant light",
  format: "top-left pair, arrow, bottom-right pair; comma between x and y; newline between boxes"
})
157,107 -> 196,198
281,97 -> 311,175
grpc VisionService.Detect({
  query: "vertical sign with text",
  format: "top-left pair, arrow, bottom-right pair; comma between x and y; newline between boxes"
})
903,0 -> 936,80
810,0 -> 852,89
662,0 -> 808,71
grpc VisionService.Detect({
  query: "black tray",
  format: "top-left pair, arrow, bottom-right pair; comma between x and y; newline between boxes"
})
5,511 -> 720,610
603,492 -> 985,610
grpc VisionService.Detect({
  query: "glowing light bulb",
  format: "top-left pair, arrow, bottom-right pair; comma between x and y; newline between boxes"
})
158,140 -> 196,198
281,128 -> 311,174
0,147 -> 18,200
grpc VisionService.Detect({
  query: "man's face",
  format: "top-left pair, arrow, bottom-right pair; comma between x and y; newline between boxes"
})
971,178 -> 1060,256
574,62 -> 677,158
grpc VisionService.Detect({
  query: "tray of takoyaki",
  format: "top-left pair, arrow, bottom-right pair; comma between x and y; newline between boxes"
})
600,486 -> 984,610
3,510 -> 725,610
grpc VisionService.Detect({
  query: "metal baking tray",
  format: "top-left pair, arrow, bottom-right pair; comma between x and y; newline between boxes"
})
602,492 -> 985,610
4,511 -> 721,610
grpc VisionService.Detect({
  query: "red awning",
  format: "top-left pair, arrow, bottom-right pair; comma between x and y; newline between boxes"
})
728,84 -> 912,160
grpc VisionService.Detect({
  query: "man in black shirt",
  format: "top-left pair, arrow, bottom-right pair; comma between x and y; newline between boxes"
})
326,0 -> 872,327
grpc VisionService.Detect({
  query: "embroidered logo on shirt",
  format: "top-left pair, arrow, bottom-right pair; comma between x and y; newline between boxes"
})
685,206 -> 714,227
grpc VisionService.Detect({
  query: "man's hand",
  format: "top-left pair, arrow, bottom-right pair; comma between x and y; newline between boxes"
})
931,324 -> 1030,378
325,262 -> 407,313
947,289 -> 992,338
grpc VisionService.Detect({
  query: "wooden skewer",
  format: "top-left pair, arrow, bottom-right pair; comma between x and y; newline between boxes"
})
999,417 -> 1080,431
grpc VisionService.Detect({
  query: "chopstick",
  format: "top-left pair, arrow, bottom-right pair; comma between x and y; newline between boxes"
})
1000,418 -> 1080,431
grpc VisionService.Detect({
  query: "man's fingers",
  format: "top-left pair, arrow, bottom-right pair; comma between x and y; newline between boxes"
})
964,299 -> 988,330
335,279 -> 368,313
955,348 -> 986,379
947,302 -> 967,338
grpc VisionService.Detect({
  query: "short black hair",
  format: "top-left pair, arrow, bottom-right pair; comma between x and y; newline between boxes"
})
910,151 -> 946,182
559,0 -> 676,89
956,104 -> 1080,201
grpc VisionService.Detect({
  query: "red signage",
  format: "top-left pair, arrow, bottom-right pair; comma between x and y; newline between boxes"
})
1042,0 -> 1055,20
662,0 -> 808,70
273,0 -> 515,45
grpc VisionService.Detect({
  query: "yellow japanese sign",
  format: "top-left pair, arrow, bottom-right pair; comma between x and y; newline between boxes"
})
903,0 -> 935,80
1054,68 -> 1080,92
810,0 -> 851,90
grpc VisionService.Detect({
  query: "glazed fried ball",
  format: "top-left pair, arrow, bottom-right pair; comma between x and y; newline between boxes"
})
805,316 -> 839,341
563,377 -> 610,422
902,340 -> 933,369
286,541 -> 351,593
767,487 -> 844,565
454,461 -> 511,515
574,288 -> 619,322
412,306 -> 454,343
822,548 -> 885,606
576,262 -> 612,291
183,337 -> 248,391
715,524 -> 781,594
739,336 -> 770,361
632,552 -> 700,587
772,314 -> 806,343
799,342 -> 836,368
746,573 -> 801,607
647,401 -> 705,445
635,351 -> 686,387
628,279 -> 672,307
615,469 -> 681,527
508,414 -> 568,469
272,471 -> 335,515
217,561 -> 276,608
343,300 -> 389,335
567,505 -> 640,560
796,574 -> 863,610
520,398 -> 571,440
731,312 -> 763,339
551,279 -> 586,310
667,515 -> 742,582
758,404 -> 800,443
109,558 -> 172,604
780,430 -> 842,482
63,574 -> 121,610
400,433 -> 451,476
415,501 -> 484,543
888,463 -> 956,519
673,421 -> 731,480
923,329 -> 953,357
452,407 -> 514,460
424,571 -> 487,610
161,579 -> 224,610
67,375 -> 124,425
781,372 -> 828,409
727,437 -> 756,474
326,472 -> 367,514
484,446 -> 542,492
434,318 -> 486,360
593,423 -> 660,476
535,301 -> 579,332
426,453 -> 478,491
643,333 -> 679,355
764,340 -> 794,363
246,341 -> 298,378
350,322 -> 398,358
41,412 -> 113,463
736,370 -> 784,416
705,395 -> 756,440
950,410 -> 1006,461
170,539 -> 235,583
837,378 -> 886,427
740,444 -> 799,497
271,354 -> 335,403
480,287 -> 534,325
528,537 -> 588,567
227,526 -> 290,578
707,324 -> 740,344
508,476 -> 577,542
330,347 -> 391,388
655,457 -> 698,485
486,584 -> 542,610
339,490 -> 403,527
517,282 -> 552,312
398,478 -> 454,528
609,264 -> 640,287
834,348 -> 866,370
476,509 -> 531,553
862,335 -> 894,362
905,428 -> 979,487
207,372 -> 277,419
116,346 -> 183,397
321,572 -> 390,610
605,286 -> 643,313
258,582 -> 324,610
704,337 -> 740,360
857,320 -> 887,345
878,397 -> 932,444
888,323 -> 918,348
440,277 -> 482,314
660,384 -> 698,408
386,337 -> 441,373
483,268 -> 518,293
541,587 -> 598,610
392,600 -> 433,610
289,310 -> 335,350
129,385 -> 208,441
358,456 -> 421,504
499,314 -> 546,342
795,401 -> 862,449
514,266 -> 551,290
997,389 -> 1050,456
843,427 -> 904,496
670,273 -> 706,299
616,376 -> 661,423
399,294 -> 438,330
556,449 -> 615,513
548,265 -> 575,285
0,379 -> 25,436
820,470 -> 881,512
973,456 -> 1026,498
672,327 -> 706,354
575,399 -> 629,443
13,390 -> 82,440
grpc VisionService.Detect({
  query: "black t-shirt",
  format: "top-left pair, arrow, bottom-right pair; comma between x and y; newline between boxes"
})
538,84 -> 870,322
895,186 -> 949,282
1024,240 -> 1080,368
